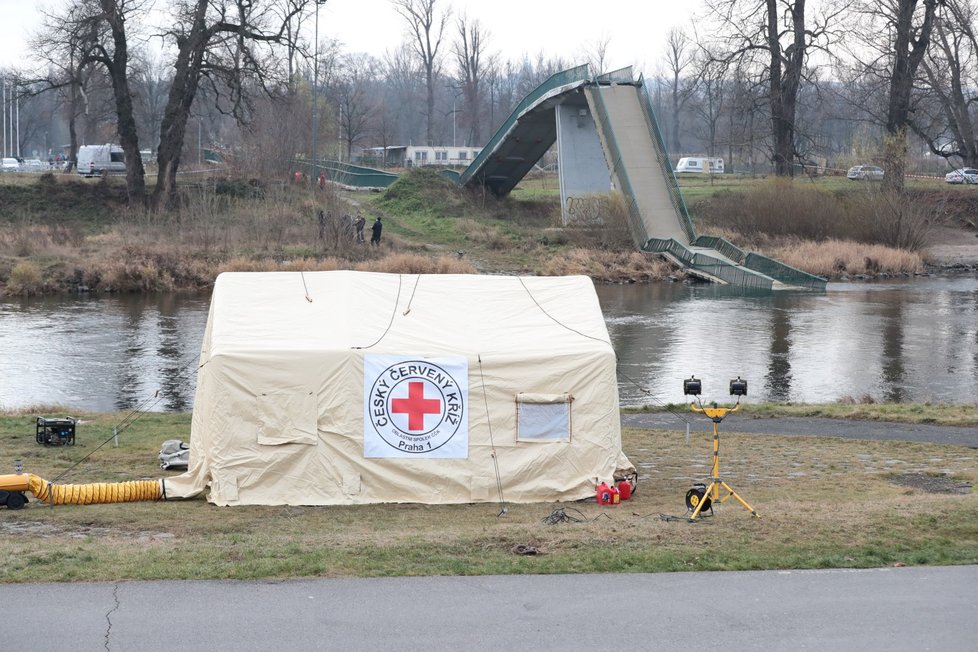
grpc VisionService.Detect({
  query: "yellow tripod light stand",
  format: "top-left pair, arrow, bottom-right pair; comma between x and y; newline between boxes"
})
683,376 -> 759,522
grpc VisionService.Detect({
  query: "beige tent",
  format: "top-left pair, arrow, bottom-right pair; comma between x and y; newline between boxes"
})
165,271 -> 633,506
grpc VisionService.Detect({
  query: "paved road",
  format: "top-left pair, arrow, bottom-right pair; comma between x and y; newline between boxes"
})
1,566 -> 975,651
622,412 -> 978,447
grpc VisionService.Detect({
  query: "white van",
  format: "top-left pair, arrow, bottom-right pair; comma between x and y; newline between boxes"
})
76,144 -> 126,177
675,157 -> 724,174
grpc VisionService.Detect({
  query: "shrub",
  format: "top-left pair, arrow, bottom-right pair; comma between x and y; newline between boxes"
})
697,179 -> 850,240
6,261 -> 43,295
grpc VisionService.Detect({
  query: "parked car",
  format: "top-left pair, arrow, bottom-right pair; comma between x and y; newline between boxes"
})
1,157 -> 20,171
847,165 -> 884,181
945,168 -> 978,184
23,159 -> 45,170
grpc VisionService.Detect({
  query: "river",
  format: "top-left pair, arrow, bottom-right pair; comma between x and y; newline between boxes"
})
1,276 -> 976,412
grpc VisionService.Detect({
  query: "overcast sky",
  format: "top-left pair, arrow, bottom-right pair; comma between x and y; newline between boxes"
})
0,0 -> 707,75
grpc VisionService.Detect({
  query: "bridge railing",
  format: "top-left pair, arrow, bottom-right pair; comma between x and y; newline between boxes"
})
692,235 -> 747,265
301,160 -> 399,188
634,77 -> 696,243
459,64 -> 591,187
643,237 -> 775,289
744,253 -> 828,290
594,66 -> 635,84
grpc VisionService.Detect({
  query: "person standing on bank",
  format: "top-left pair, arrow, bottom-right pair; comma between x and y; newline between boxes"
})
354,213 -> 366,243
371,216 -> 383,246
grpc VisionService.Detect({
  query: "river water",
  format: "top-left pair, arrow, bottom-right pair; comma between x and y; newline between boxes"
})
1,276 -> 976,412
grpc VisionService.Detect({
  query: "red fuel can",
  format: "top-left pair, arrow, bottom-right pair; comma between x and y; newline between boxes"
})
596,481 -> 613,505
617,479 -> 632,501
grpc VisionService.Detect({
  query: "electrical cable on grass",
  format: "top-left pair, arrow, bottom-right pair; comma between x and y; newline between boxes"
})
542,507 -> 612,525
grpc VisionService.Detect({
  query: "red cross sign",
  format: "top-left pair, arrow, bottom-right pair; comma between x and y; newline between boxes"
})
365,356 -> 468,459
390,381 -> 442,431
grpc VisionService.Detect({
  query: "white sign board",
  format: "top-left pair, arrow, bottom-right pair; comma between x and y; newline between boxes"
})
363,355 -> 469,459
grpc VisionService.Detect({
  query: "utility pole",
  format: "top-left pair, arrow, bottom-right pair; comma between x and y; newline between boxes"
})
310,0 -> 327,175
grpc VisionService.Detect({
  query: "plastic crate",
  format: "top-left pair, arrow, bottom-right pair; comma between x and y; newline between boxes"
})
36,417 -> 76,446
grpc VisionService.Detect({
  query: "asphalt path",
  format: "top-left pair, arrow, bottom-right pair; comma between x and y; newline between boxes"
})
621,412 -> 978,447
1,566 -> 975,651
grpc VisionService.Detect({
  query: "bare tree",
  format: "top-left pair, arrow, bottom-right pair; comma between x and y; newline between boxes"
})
584,34 -> 612,75
72,0 -> 148,203
883,0 -> 942,192
335,53 -> 378,160
381,44 -> 424,145
152,0 -> 309,209
453,12 -> 492,146
706,0 -> 844,176
130,50 -> 171,153
663,27 -> 699,153
692,51 -> 730,157
31,3 -> 93,172
912,1 -> 978,166
392,0 -> 450,146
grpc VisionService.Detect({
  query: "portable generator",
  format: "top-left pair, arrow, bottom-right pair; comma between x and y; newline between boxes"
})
36,417 -> 76,446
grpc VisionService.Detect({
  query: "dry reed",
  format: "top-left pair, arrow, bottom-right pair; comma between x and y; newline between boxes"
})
768,239 -> 924,277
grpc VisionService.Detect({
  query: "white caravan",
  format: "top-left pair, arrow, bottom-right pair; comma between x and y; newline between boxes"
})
76,144 -> 126,177
675,157 -> 724,174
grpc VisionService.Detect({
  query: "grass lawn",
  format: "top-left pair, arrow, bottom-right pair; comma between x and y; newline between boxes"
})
1,410 -> 975,582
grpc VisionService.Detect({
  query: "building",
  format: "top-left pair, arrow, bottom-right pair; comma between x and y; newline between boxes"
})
360,145 -> 483,168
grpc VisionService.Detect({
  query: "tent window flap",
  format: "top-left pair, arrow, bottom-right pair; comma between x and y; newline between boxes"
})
256,388 -> 318,445
516,393 -> 572,442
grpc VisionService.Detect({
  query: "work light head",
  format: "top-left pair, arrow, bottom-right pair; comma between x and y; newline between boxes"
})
683,376 -> 702,396
729,377 -> 748,396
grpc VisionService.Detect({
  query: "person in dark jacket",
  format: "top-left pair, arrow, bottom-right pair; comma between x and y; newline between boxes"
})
370,216 -> 383,246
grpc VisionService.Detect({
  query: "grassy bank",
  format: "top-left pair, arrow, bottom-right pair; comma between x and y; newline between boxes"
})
629,401 -> 978,427
2,168 -> 957,296
1,409 -> 975,582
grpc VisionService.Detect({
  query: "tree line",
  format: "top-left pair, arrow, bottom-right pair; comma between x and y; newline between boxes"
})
0,0 -> 974,209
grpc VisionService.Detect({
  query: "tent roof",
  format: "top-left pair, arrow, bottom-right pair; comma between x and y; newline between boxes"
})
209,271 -> 613,356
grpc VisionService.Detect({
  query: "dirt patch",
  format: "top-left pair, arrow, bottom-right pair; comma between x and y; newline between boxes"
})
0,520 -> 175,541
924,224 -> 978,267
889,473 -> 973,494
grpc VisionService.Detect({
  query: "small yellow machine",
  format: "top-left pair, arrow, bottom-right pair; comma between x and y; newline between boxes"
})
683,376 -> 759,522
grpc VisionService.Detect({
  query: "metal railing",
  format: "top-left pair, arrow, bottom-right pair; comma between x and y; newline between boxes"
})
307,160 -> 399,188
692,235 -> 747,265
459,64 -> 591,187
744,253 -> 828,290
643,237 -> 775,289
594,66 -> 635,84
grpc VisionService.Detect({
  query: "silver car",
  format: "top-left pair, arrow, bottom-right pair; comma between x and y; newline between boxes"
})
945,168 -> 978,184
847,165 -> 884,181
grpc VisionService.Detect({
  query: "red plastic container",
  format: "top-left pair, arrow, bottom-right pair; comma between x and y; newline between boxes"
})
609,485 -> 621,504
596,482 -> 613,505
617,479 -> 632,501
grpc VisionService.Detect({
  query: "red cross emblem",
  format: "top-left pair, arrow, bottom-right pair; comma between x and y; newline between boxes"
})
390,381 -> 442,431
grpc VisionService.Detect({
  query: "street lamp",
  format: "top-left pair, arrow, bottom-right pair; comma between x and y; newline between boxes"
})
310,0 -> 327,175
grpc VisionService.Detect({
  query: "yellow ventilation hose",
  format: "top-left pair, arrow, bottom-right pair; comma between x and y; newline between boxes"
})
0,473 -> 163,506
